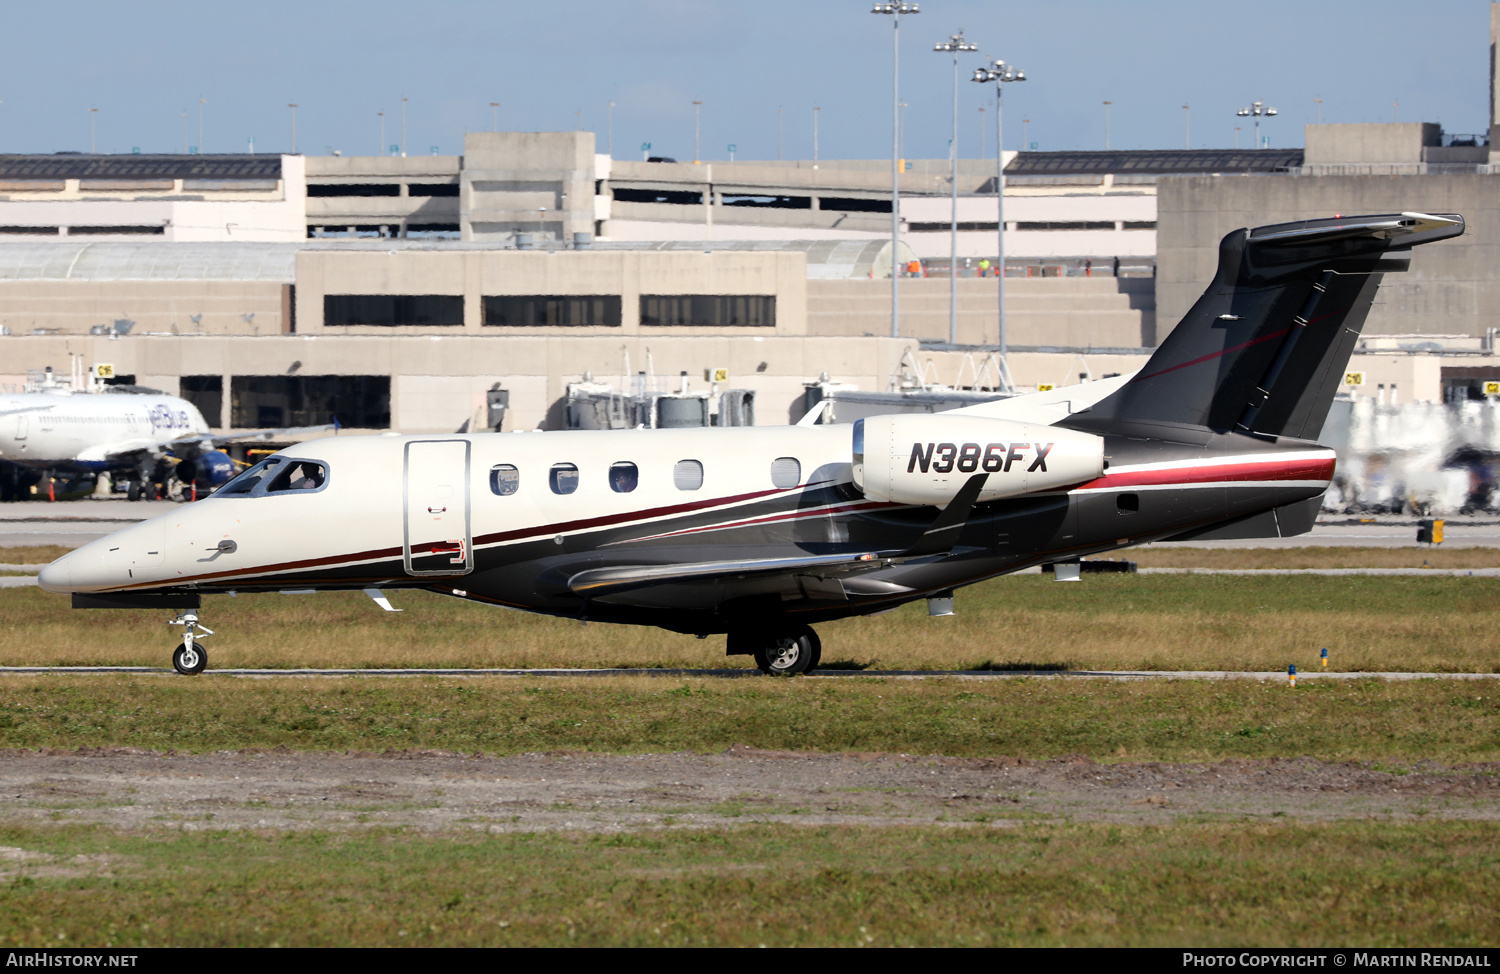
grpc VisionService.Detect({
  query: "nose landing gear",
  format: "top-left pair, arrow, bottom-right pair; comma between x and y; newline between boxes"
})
168,610 -> 214,675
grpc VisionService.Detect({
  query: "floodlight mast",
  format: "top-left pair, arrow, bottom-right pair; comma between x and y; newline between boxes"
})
934,29 -> 979,346
872,2 -> 919,339
972,57 -> 1024,386
1237,99 -> 1277,149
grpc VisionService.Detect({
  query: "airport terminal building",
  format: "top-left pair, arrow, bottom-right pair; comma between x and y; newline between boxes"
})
5,66 -> 1500,436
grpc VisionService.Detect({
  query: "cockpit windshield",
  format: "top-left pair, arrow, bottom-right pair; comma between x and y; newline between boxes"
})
215,457 -> 329,497
218,458 -> 281,495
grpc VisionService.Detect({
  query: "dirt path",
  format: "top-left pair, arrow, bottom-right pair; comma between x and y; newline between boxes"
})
0,748 -> 1496,833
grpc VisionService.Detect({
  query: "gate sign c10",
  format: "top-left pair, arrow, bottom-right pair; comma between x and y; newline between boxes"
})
704,368 -> 729,382
1344,371 -> 1365,386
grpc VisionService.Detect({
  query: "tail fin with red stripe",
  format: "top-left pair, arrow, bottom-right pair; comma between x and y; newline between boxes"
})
1065,213 -> 1463,440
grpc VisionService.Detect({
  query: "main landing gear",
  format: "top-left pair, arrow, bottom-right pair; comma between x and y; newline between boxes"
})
729,624 -> 822,676
169,609 -> 214,675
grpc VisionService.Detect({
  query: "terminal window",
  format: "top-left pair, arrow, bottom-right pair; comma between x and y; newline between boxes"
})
483,295 -> 622,327
181,376 -> 223,429
307,184 -> 400,197
230,375 -> 390,429
640,295 -> 775,327
324,295 -> 463,327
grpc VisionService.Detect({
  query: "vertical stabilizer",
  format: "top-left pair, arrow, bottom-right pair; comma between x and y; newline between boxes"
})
1064,212 -> 1463,440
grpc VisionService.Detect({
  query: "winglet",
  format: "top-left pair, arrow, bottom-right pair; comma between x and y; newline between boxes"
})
900,473 -> 988,558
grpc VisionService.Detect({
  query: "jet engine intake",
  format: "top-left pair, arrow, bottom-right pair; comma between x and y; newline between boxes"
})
852,414 -> 1105,506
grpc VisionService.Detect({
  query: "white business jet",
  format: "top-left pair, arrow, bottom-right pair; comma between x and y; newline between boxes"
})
38,213 -> 1464,675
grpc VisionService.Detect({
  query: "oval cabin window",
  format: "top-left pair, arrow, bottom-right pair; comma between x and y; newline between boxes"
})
550,463 -> 579,495
609,461 -> 639,493
673,459 -> 704,491
490,464 -> 519,496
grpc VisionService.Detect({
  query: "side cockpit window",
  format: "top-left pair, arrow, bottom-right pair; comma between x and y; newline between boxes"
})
266,460 -> 328,493
218,457 -> 281,495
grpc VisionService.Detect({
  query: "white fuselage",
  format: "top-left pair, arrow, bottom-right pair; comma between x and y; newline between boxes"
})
41,425 -> 859,594
0,391 -> 210,468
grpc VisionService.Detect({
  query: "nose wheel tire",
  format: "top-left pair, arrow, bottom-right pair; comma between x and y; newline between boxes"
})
172,643 -> 207,676
751,626 -> 821,676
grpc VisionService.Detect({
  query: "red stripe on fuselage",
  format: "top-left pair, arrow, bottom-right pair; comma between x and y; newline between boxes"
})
110,484 -> 804,589
1072,455 -> 1335,492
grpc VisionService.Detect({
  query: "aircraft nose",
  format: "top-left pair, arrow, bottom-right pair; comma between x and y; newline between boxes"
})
37,556 -> 72,593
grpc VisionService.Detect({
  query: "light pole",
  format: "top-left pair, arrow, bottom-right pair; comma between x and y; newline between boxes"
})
871,1 -> 919,339
378,112 -> 385,155
89,108 -> 97,153
692,100 -> 702,163
400,97 -> 408,157
1236,100 -> 1277,149
1234,126 -> 1241,149
978,106 -> 985,159
490,102 -> 499,132
1022,118 -> 1030,148
1182,104 -> 1190,149
934,29 -> 978,345
288,103 -> 298,154
972,56 -> 1025,380
1102,100 -> 1112,150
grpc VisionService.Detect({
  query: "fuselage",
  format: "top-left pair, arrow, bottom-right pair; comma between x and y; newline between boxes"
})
0,390 -> 209,471
39,423 -> 1334,634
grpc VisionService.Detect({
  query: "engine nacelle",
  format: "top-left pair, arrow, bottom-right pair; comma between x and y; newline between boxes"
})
852,414 -> 1105,506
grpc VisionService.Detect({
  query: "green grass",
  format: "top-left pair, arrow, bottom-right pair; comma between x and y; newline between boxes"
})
3,572 -> 1499,673
1,676 -> 1497,761
0,820 -> 1495,947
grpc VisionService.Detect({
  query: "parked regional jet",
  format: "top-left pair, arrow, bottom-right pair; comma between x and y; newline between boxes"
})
39,213 -> 1464,675
0,382 -> 326,500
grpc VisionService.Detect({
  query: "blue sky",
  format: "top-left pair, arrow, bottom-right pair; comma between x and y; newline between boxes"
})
0,1 -> 1489,159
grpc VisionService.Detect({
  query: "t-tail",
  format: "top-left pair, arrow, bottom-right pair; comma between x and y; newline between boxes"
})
1063,212 -> 1464,441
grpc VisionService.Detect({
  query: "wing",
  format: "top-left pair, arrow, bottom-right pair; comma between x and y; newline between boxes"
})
565,474 -> 992,604
167,425 -> 337,455
568,551 -> 887,599
75,439 -> 164,463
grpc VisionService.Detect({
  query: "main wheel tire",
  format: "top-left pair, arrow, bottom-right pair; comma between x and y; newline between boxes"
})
753,626 -> 818,676
172,643 -> 207,676
127,482 -> 141,502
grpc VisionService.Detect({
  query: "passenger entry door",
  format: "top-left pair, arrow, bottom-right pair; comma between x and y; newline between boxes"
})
403,440 -> 473,576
